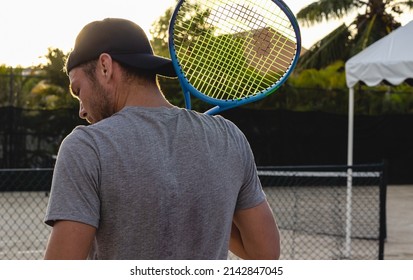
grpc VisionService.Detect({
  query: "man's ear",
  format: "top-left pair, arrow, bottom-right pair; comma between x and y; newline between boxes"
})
98,53 -> 113,80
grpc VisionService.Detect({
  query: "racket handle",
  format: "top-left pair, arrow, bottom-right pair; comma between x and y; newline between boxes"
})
204,106 -> 221,115
183,90 -> 191,110
177,75 -> 192,110
204,103 -> 239,115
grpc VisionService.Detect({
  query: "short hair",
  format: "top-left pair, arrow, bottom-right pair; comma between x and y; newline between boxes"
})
117,62 -> 158,85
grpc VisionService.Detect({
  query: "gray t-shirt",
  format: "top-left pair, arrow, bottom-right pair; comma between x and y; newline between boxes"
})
45,106 -> 265,259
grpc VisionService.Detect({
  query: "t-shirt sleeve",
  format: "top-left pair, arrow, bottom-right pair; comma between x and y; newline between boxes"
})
232,125 -> 266,210
44,127 -> 100,228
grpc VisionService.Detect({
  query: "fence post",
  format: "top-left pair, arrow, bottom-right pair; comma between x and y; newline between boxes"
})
8,67 -> 14,106
378,161 -> 388,260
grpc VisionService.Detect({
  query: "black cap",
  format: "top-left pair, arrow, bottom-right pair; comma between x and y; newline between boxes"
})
66,18 -> 176,77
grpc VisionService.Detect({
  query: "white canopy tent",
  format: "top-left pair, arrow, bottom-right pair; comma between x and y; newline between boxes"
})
343,20 -> 413,258
345,20 -> 413,167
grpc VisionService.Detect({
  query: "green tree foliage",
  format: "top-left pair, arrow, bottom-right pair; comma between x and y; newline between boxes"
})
296,0 -> 413,70
150,6 -> 174,59
1,48 -> 76,109
0,65 -> 44,107
290,61 -> 346,89
24,48 -> 77,109
297,24 -> 351,70
0,65 -> 14,106
150,2 -> 214,111
42,48 -> 70,90
246,60 -> 413,114
150,4 -> 186,109
244,61 -> 349,112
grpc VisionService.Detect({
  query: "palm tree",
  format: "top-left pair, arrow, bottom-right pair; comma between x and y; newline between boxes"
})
25,48 -> 77,109
296,0 -> 413,70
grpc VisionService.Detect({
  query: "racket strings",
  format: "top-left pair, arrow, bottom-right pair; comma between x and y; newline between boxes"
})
175,0 -> 272,98
241,12 -> 290,94
184,29 -> 239,99
177,2 -> 247,99
242,3 -> 296,75
247,28 -> 295,90
205,7 -> 256,100
259,16 -> 296,64
221,3 -> 273,98
173,0 -> 299,101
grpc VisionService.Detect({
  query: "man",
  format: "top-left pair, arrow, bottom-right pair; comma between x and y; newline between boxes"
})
44,18 -> 280,260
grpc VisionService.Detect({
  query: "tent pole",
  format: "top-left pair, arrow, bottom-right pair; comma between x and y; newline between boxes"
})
345,87 -> 354,258
347,87 -> 354,167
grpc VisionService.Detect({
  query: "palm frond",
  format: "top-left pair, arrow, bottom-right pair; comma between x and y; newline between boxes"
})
297,0 -> 357,26
297,24 -> 350,70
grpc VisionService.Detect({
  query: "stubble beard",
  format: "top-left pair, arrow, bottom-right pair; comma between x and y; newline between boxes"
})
91,79 -> 116,123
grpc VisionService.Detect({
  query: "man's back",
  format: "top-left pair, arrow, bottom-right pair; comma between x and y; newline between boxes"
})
45,106 -> 265,259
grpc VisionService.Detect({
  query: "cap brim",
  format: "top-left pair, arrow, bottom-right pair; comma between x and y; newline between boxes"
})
110,53 -> 177,78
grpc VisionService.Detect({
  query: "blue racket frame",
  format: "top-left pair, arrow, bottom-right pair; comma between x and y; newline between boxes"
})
168,0 -> 301,115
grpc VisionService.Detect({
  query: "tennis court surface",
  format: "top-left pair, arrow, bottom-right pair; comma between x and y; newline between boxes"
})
384,185 -> 413,259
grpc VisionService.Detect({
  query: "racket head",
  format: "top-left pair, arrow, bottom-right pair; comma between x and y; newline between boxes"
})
168,0 -> 301,114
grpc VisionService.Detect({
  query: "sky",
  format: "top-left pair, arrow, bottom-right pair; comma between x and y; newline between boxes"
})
0,0 -> 412,67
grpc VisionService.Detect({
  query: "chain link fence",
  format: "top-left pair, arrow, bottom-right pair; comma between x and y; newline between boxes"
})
1,164 -> 386,260
258,163 -> 387,260
0,169 -> 52,259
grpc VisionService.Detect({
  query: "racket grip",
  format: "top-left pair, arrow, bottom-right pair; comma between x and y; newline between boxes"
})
204,103 -> 239,115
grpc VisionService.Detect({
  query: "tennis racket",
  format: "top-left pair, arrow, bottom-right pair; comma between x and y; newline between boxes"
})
168,0 -> 301,115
